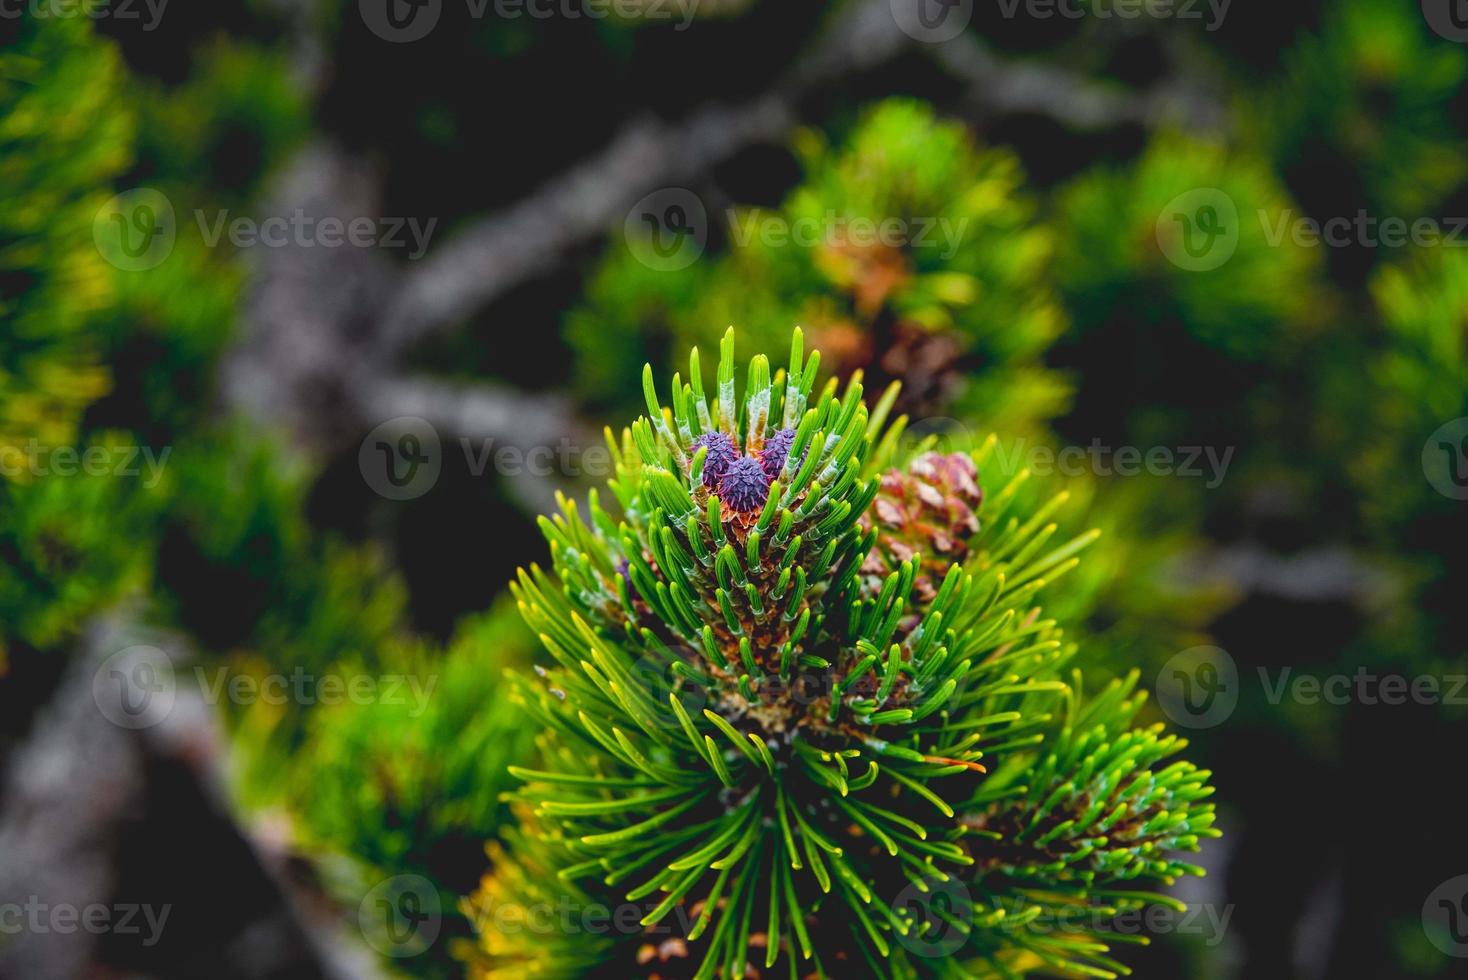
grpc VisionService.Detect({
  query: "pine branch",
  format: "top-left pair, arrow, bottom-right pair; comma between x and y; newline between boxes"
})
464,330 -> 1219,979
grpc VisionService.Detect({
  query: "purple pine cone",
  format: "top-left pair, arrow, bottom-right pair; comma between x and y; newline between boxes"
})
759,428 -> 800,480
717,456 -> 772,513
691,432 -> 739,489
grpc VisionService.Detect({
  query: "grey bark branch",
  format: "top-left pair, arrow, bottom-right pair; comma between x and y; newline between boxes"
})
372,96 -> 794,360
0,617 -> 383,980
930,29 -> 1226,132
363,375 -> 598,514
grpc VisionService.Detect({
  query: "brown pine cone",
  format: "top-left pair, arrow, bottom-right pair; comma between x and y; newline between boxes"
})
859,451 -> 983,608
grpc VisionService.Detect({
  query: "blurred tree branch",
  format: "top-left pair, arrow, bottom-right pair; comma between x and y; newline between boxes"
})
0,617 -> 381,980
226,0 -> 1221,489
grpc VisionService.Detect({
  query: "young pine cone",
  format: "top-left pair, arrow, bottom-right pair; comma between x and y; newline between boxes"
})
860,451 -> 983,606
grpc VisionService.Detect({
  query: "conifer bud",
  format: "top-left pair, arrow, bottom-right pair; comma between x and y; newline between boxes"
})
860,450 -> 983,604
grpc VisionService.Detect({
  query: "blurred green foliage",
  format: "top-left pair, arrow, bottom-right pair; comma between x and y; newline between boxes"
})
1,18 -> 123,457
1053,132 -> 1322,360
281,601 -> 533,885
3,19 -> 149,655
0,20 -> 406,711
1250,0 -> 1468,218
